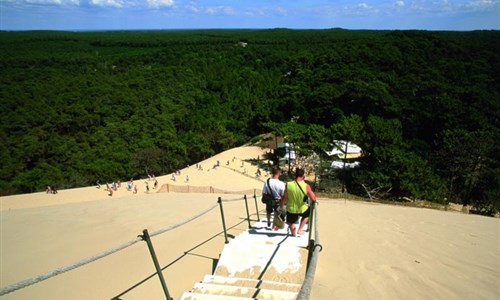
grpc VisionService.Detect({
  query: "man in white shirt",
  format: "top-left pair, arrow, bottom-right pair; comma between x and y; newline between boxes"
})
262,166 -> 285,228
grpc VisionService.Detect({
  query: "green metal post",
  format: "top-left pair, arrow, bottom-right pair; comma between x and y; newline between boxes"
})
218,197 -> 229,244
253,193 -> 260,221
140,229 -> 172,300
244,195 -> 251,229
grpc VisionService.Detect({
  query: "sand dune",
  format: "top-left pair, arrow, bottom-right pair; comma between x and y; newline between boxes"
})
1,145 -> 499,299
313,200 -> 500,300
0,146 -> 269,211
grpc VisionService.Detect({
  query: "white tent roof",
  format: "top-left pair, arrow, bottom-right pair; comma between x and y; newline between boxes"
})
326,140 -> 362,157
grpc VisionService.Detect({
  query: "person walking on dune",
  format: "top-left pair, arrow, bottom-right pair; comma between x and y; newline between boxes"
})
262,167 -> 285,228
280,168 -> 317,237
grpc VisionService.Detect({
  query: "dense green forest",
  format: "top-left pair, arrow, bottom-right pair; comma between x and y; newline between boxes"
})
1,29 -> 498,213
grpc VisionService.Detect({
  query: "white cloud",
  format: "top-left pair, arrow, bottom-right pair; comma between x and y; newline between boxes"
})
147,0 -> 174,8
205,6 -> 235,15
395,1 -> 405,7
465,0 -> 498,10
274,6 -> 288,16
243,8 -> 263,16
404,0 -> 498,14
183,2 -> 237,16
342,2 -> 379,14
357,3 -> 370,9
25,0 -> 79,4
186,4 -> 201,13
243,6 -> 288,17
21,0 -> 175,8
90,0 -> 123,8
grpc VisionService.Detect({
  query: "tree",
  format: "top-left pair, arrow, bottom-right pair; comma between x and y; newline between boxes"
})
351,116 -> 446,201
434,129 -> 498,206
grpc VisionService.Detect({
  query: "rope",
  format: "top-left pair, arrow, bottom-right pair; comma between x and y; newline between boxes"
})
149,203 -> 218,238
0,238 -> 142,296
0,203 -> 220,296
221,196 -> 245,203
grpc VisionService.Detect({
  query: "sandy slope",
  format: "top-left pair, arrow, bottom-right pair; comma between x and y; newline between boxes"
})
312,199 -> 500,300
0,146 -> 269,211
1,145 -> 499,300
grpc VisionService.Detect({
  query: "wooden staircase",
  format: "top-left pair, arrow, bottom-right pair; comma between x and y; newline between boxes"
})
180,218 -> 308,300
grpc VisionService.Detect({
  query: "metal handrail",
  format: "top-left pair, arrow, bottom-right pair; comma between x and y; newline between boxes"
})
297,201 -> 322,299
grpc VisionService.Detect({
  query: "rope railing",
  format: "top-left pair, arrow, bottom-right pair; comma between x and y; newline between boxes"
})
297,202 -> 322,300
220,196 -> 246,202
0,201 -> 221,297
148,203 -> 219,238
0,237 -> 143,296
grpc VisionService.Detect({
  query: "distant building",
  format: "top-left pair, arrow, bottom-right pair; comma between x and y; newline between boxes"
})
326,140 -> 362,169
331,160 -> 361,169
276,142 -> 296,162
326,140 -> 362,158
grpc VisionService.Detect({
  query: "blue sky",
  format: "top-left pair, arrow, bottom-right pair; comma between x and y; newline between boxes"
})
1,0 -> 498,31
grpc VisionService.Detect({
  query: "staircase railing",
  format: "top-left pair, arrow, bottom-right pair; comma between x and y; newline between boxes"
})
297,201 -> 322,299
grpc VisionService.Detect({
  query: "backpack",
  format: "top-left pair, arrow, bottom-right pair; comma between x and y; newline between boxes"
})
262,178 -> 278,204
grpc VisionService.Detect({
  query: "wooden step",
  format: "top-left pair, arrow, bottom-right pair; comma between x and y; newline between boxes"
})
190,282 -> 298,300
202,274 -> 302,292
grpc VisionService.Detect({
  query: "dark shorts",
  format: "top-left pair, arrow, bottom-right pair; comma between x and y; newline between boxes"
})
266,200 -> 279,214
286,207 -> 310,225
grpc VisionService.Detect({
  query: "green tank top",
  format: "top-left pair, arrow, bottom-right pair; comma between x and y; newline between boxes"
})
286,180 -> 309,214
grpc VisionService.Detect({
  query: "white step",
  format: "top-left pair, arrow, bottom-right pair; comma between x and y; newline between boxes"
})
190,282 -> 298,300
214,237 -> 308,283
202,274 -> 302,292
180,292 -> 257,300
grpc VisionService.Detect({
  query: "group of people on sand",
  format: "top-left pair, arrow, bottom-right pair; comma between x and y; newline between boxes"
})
262,166 -> 317,237
146,175 -> 159,191
95,176 -> 159,196
142,175 -> 160,194
96,180 -> 122,196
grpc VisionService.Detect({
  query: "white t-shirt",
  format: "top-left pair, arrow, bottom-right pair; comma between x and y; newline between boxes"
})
263,178 -> 285,199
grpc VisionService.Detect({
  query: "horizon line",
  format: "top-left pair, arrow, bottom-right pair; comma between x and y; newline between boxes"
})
2,27 -> 498,33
